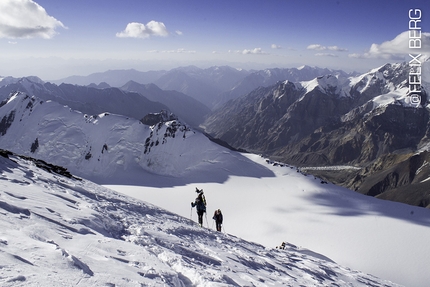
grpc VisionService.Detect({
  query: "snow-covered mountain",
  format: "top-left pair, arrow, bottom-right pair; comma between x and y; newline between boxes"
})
0,76 -> 45,87
0,78 -> 168,121
0,92 -> 269,185
204,62 -> 416,152
203,62 -> 430,207
0,77 -> 210,128
213,66 -> 357,109
0,150 -> 405,286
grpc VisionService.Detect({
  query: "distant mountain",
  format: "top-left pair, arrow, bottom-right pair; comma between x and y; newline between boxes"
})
52,69 -> 167,87
203,62 -> 430,207
0,78 -> 168,122
152,66 -> 250,109
171,65 -> 250,92
153,69 -> 222,109
213,66 -> 357,109
0,77 -> 210,127
49,65 -> 357,110
0,75 -> 44,87
51,66 -> 250,110
121,81 -> 211,127
87,82 -> 111,89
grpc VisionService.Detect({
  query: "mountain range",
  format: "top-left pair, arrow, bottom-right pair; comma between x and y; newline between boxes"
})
3,62 -> 430,209
0,77 -> 208,128
50,65 -> 357,110
202,61 -> 430,208
2,62 -> 430,208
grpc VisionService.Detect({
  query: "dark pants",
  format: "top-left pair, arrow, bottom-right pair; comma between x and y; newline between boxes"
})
197,211 -> 204,226
215,221 -> 222,232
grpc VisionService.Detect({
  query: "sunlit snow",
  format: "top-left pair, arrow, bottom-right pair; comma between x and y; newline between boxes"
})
0,152 -> 404,287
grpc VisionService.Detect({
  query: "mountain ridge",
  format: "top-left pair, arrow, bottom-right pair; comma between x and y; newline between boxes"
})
0,77 -> 209,128
202,61 -> 430,207
0,91 -> 272,186
49,65 -> 356,110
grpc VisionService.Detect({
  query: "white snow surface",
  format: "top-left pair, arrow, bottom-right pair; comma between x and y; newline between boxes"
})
108,155 -> 430,287
0,153 -> 403,287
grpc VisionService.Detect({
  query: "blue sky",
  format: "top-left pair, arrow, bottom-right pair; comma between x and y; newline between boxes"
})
0,0 -> 429,80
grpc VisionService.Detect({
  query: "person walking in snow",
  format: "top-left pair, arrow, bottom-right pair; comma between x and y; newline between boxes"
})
212,209 -> 223,232
191,188 -> 206,226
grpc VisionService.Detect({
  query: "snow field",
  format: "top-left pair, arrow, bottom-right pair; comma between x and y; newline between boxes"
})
109,153 -> 430,287
0,153 -> 401,286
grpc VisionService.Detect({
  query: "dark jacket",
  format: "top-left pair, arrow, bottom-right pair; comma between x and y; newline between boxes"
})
191,192 -> 206,213
213,210 -> 223,223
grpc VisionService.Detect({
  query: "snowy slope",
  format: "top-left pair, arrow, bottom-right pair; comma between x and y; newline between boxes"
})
0,92 -> 269,186
110,154 -> 430,287
0,151 -> 401,286
296,62 -> 410,104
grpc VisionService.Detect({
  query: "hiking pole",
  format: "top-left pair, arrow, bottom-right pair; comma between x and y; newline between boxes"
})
205,212 -> 209,228
190,206 -> 193,221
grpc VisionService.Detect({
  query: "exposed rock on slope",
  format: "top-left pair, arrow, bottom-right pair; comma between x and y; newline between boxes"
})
203,62 -> 430,207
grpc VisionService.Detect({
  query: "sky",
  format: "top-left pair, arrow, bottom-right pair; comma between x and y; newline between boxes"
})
0,0 -> 429,80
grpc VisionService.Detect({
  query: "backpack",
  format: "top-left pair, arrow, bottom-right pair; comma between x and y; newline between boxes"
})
196,193 -> 206,212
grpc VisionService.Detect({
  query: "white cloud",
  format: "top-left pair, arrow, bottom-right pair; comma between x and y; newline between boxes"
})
167,48 -> 196,54
307,44 -> 326,51
0,0 -> 65,39
147,48 -> 196,54
116,21 -> 169,39
348,31 -> 430,59
241,48 -> 267,55
271,44 -> 281,49
228,48 -> 269,55
315,53 -> 338,57
348,53 -> 364,59
175,30 -> 183,36
307,44 -> 348,52
327,45 -> 348,52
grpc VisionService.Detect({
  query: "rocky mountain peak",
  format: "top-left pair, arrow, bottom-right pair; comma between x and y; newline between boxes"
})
141,110 -> 178,126
203,61 -> 430,207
